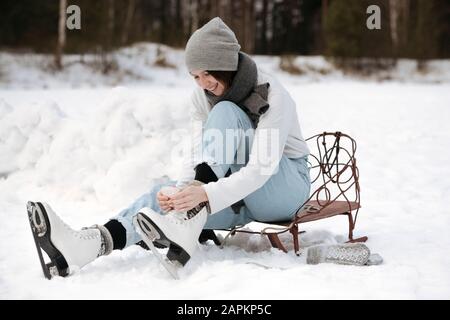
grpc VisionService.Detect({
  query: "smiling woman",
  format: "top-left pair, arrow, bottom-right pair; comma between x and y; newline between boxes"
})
189,70 -> 225,96
189,70 -> 236,96
27,17 -> 311,280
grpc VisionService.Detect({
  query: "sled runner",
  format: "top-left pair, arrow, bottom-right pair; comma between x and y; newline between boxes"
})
221,132 -> 368,255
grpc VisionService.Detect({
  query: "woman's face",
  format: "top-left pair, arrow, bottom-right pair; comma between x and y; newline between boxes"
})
190,70 -> 227,96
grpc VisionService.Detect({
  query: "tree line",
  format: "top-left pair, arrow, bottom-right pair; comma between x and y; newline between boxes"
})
0,0 -> 448,61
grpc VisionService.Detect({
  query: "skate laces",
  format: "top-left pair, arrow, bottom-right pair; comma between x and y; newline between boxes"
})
161,181 -> 209,222
164,202 -> 207,226
78,226 -> 100,240
180,180 -> 210,219
186,202 -> 208,219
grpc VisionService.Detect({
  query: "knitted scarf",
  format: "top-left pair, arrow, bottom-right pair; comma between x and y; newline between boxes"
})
205,52 -> 270,128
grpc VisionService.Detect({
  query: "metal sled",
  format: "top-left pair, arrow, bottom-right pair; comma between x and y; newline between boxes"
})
220,131 -> 368,255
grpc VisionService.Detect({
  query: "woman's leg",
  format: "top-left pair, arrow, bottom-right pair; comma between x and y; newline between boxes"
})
111,179 -> 176,249
200,100 -> 310,227
203,206 -> 253,230
115,101 -> 253,238
201,100 -> 254,179
243,155 -> 310,222
199,101 -> 255,230
202,157 -> 310,229
117,100 -> 309,240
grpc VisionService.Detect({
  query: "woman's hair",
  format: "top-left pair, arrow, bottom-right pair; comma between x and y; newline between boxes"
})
208,70 -> 237,89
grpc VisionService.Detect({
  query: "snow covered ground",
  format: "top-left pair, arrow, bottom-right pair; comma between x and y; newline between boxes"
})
0,44 -> 449,299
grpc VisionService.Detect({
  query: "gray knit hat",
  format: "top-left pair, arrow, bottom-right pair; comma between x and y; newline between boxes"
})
185,17 -> 241,72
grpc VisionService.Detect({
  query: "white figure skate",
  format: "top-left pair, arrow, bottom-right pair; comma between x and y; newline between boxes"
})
26,201 -> 112,279
133,185 -> 209,279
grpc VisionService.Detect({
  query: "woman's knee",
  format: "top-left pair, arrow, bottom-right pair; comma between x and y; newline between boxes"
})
206,101 -> 253,132
208,101 -> 242,121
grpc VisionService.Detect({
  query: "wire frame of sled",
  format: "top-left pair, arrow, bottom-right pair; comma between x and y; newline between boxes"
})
220,131 -> 362,246
294,131 -> 361,225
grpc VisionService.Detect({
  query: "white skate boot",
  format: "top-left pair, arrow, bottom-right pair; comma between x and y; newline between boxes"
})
133,183 -> 209,279
27,201 -> 113,279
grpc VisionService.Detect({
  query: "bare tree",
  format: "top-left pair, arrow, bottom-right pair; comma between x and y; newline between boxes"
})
260,0 -> 268,53
218,0 -> 228,19
191,0 -> 199,33
181,1 -> 191,40
266,0 -> 274,54
175,0 -> 183,46
243,0 -> 255,53
389,0 -> 410,57
100,0 -> 116,74
210,0 -> 219,17
389,0 -> 400,56
121,0 -> 136,45
55,0 -> 67,70
107,0 -> 115,50
322,0 -> 328,23
399,0 -> 410,54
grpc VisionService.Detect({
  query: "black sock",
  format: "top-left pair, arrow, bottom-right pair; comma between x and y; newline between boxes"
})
103,219 -> 126,250
194,162 -> 218,183
194,163 -> 224,245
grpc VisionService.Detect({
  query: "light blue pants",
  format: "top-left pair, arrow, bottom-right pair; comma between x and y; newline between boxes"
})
113,101 -> 311,248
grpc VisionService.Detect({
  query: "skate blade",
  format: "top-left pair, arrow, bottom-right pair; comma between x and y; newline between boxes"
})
133,214 -> 181,280
26,201 -> 68,279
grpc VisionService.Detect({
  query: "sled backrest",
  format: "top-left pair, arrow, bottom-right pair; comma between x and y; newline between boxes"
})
295,131 -> 361,222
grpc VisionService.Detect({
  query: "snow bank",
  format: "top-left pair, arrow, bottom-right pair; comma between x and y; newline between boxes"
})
0,87 -> 193,211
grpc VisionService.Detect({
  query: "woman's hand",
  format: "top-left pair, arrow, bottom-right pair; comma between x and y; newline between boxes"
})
157,190 -> 174,212
170,185 -> 208,212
